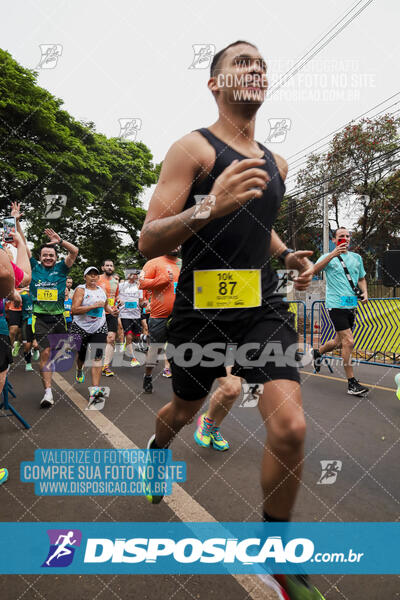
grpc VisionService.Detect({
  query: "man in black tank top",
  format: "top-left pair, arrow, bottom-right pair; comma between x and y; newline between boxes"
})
139,40 -> 321,600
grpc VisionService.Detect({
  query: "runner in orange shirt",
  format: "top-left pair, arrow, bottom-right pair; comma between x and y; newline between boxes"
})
98,259 -> 120,376
139,250 -> 180,393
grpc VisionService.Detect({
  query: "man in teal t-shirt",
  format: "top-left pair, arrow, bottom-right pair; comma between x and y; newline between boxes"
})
18,223 -> 79,408
312,227 -> 369,396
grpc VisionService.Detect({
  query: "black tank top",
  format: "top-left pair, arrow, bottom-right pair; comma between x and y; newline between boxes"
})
172,127 -> 285,321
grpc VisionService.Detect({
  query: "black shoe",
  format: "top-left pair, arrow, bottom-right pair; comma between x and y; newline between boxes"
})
143,375 -> 153,394
312,349 -> 322,373
347,378 -> 368,395
143,434 -> 164,504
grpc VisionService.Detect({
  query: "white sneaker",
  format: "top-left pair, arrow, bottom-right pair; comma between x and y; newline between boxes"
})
40,389 -> 54,409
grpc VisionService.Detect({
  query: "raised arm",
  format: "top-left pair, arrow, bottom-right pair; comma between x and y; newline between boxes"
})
11,202 -> 31,258
10,231 -> 31,286
313,245 -> 347,275
44,229 -> 78,268
0,249 -> 16,297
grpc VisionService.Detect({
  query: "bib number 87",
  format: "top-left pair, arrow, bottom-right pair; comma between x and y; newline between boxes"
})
218,281 -> 237,295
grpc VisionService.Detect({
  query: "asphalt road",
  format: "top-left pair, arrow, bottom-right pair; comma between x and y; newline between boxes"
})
0,347 -> 399,600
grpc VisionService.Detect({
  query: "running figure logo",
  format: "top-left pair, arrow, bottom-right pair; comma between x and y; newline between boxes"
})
276,269 -> 298,296
239,383 -> 264,407
37,44 -> 63,69
42,529 -> 82,567
317,460 -> 342,485
44,195 -> 67,219
118,118 -> 142,140
265,118 -> 291,143
193,195 -> 216,219
45,334 -> 81,372
188,44 -> 216,69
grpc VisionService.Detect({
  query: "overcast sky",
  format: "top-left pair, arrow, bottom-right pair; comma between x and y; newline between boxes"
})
2,0 -> 400,218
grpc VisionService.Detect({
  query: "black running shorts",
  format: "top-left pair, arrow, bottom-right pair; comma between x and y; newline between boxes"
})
106,314 -> 118,333
32,314 -> 67,350
149,317 -> 168,344
328,308 -> 356,332
167,302 -> 301,401
7,310 -> 22,328
22,319 -> 34,343
121,318 -> 142,337
0,334 -> 12,373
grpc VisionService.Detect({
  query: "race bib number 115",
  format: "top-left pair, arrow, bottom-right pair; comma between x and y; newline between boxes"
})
37,288 -> 58,302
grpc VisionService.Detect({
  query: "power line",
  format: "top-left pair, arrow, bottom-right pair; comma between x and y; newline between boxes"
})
267,0 -> 374,97
285,92 -> 400,163
278,144 -> 400,220
285,106 -> 400,185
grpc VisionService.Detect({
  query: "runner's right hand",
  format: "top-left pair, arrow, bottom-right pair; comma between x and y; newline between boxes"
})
209,158 -> 269,219
92,301 -> 105,309
10,202 -> 23,220
330,245 -> 348,258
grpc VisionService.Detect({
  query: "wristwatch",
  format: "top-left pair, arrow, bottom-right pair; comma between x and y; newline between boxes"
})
279,248 -> 294,263
58,239 -> 64,246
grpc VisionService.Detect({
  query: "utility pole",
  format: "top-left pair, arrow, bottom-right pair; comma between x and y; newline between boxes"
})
287,196 -> 297,249
323,182 -> 329,254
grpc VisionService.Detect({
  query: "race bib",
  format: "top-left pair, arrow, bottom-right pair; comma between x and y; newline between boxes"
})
193,269 -> 261,309
107,298 -> 115,306
340,296 -> 358,308
28,317 -> 32,325
87,307 -> 104,318
125,301 -> 138,309
37,288 -> 58,302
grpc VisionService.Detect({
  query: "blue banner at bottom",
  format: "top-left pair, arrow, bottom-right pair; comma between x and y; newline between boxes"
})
0,522 -> 398,574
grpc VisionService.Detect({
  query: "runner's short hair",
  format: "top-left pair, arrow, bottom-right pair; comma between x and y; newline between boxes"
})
333,227 -> 349,237
210,40 -> 258,77
39,244 -> 57,256
102,258 -> 114,266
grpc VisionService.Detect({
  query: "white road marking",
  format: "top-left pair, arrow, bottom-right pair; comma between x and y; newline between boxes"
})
53,373 -> 278,600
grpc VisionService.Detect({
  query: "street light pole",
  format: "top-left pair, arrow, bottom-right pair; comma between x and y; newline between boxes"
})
323,182 -> 329,255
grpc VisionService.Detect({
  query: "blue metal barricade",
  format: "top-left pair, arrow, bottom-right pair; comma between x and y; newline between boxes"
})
310,298 -> 400,369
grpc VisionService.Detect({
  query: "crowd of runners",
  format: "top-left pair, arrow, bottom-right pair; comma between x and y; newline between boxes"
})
0,40 -> 377,600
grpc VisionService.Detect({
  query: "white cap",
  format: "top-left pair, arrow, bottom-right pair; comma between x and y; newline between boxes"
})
84,266 -> 99,276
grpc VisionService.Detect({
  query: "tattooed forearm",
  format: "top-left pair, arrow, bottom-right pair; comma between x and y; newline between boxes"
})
139,205 -> 212,259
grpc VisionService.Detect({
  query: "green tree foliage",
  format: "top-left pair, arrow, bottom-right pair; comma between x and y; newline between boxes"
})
0,49 -> 158,282
278,115 -> 400,277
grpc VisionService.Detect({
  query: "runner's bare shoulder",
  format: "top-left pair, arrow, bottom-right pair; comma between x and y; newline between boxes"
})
147,132 -> 215,218
271,151 -> 288,182
164,131 -> 215,177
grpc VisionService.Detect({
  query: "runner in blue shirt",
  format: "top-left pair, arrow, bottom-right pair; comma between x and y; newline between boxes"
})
313,227 -> 369,395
